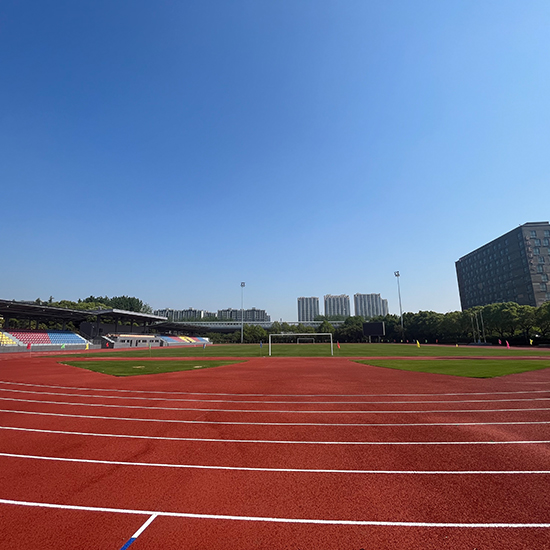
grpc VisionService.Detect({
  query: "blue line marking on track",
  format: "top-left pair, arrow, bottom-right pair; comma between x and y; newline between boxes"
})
119,537 -> 137,549
119,514 -> 157,549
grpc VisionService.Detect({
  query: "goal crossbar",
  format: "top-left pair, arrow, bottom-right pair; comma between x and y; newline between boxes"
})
268,333 -> 333,356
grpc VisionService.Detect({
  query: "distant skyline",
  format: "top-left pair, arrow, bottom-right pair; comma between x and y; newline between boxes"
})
2,1 -> 550,321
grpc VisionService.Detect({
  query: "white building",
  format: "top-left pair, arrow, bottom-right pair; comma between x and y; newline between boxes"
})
297,297 -> 320,322
354,293 -> 389,318
217,308 -> 271,322
324,294 -> 351,318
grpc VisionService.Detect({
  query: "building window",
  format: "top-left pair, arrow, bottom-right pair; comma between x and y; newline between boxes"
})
542,274 -> 549,282
541,283 -> 548,292
539,256 -> 546,263
537,265 -> 545,273
534,248 -> 541,255
531,230 -> 537,237
535,239 -> 541,246
545,230 -> 550,238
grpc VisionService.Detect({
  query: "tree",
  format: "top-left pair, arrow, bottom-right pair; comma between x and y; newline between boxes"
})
334,316 -> 364,343
317,320 -> 335,334
405,311 -> 443,343
535,302 -> 550,339
517,305 -> 536,343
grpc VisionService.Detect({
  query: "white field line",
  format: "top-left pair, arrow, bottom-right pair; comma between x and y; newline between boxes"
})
2,396 -> 550,415
1,498 -> 549,528
2,452 -> 550,475
3,408 -> 550,427
3,387 -> 550,405
2,425 -> 550,445
2,380 -> 550,398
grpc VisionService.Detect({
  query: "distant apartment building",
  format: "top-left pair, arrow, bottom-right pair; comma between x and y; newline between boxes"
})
297,297 -> 320,322
456,221 -> 550,309
354,293 -> 389,318
217,308 -> 271,322
324,294 -> 351,317
153,308 -> 211,321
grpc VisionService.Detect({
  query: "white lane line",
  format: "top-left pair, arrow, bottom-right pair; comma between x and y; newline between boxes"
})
4,408 -> 550,427
2,396 -> 550,414
1,498 -> 549,527
2,452 -> 550,475
4,387 -> 550,405
2,426 -> 550,445
2,380 -> 550,398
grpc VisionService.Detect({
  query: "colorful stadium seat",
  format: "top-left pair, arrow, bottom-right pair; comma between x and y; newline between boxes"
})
0,331 -> 21,346
7,330 -> 87,346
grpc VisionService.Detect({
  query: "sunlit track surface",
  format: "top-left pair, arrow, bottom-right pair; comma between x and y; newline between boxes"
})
2,354 -> 550,549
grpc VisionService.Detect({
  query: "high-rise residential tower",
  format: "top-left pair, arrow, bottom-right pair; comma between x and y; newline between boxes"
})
354,293 -> 388,318
297,297 -> 320,322
324,294 -> 351,318
456,222 -> 550,309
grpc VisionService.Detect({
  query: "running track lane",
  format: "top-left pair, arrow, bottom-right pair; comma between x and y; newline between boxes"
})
2,355 -> 550,548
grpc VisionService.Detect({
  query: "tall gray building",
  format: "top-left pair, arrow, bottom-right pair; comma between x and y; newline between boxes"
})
456,222 -> 550,309
297,297 -> 319,322
217,308 -> 271,322
354,293 -> 389,318
324,294 -> 351,317
153,308 -> 209,321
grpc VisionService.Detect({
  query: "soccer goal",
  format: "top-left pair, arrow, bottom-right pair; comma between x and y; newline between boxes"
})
268,333 -> 334,356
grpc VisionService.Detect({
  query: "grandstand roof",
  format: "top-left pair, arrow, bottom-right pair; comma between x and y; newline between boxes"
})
92,309 -> 167,322
0,299 -> 91,322
0,300 -> 167,323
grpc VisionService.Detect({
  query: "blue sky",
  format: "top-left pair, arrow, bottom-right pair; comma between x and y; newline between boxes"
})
2,0 -> 550,321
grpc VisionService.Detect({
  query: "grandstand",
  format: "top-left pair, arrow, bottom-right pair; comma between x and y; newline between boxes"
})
159,335 -> 210,346
6,330 -> 88,346
0,299 -> 211,351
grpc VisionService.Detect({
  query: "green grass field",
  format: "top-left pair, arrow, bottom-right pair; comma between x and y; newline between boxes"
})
54,342 -> 550,378
355,359 -> 550,378
61,342 -> 550,359
61,359 -> 244,376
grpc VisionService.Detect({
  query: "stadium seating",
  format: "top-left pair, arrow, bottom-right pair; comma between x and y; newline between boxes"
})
0,331 -> 21,346
159,335 -> 210,345
7,330 -> 88,346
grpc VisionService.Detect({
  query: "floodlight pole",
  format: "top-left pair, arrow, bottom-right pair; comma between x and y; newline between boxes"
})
394,271 -> 404,340
240,282 -> 245,344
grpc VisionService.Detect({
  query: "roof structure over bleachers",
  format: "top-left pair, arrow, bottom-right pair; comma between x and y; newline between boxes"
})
0,299 -> 167,325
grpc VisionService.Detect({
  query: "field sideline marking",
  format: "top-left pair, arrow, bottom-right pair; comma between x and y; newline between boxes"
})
1,380 -> 550,398
4,408 -> 550,427
2,425 -> 550,445
2,452 -> 550,475
4,387 -> 550,405
1,498 -> 549,528
2,395 -> 550,414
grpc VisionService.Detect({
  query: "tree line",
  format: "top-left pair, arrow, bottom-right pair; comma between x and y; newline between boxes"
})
206,301 -> 550,345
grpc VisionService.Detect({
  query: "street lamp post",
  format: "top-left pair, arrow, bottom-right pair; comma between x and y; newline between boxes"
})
394,271 -> 404,341
241,282 -> 245,344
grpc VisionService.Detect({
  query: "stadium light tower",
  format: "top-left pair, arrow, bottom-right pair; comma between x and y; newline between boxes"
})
240,282 -> 245,344
394,271 -> 404,340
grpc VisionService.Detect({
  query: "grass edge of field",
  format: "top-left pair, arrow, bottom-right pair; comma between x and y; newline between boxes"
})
59,359 -> 247,377
354,358 -> 550,378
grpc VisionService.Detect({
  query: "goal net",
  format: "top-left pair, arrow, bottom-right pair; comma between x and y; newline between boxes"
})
297,338 -> 315,344
268,333 -> 333,356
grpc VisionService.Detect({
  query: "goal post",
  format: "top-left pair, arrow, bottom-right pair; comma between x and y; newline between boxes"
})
268,333 -> 334,356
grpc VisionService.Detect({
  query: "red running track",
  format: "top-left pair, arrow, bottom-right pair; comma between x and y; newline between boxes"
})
1,353 -> 550,548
